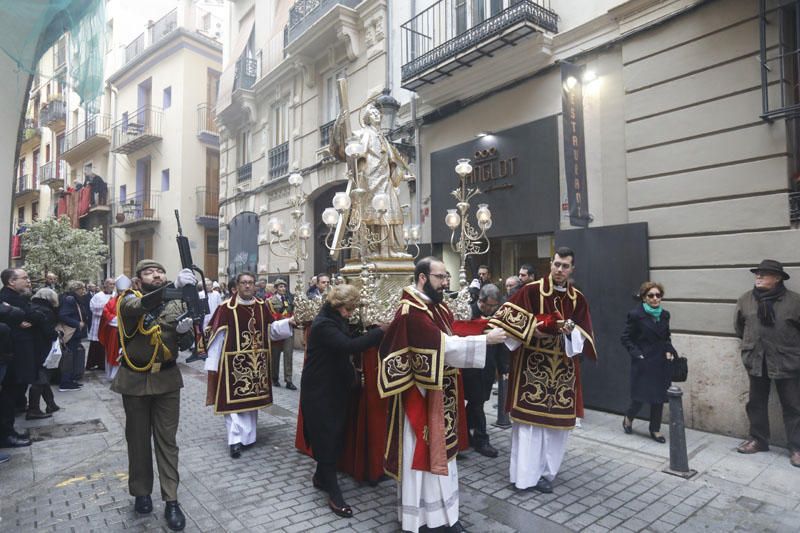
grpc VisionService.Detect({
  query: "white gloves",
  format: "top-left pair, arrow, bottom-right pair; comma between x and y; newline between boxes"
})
469,278 -> 481,290
174,268 -> 197,289
176,317 -> 193,334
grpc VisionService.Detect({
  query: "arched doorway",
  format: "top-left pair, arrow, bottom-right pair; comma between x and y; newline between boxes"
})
312,181 -> 348,276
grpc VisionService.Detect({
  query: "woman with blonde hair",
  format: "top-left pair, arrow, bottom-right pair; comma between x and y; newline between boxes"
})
621,281 -> 679,443
300,284 -> 386,518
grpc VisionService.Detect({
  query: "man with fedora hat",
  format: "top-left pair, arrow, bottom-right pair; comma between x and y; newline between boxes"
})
734,259 -> 800,467
111,260 -> 197,529
269,278 -> 296,390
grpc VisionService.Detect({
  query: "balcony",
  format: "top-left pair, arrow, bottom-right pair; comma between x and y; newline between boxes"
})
39,160 -> 67,189
125,33 -> 145,64
269,142 -> 289,179
286,0 -> 360,45
112,191 -> 161,228
237,162 -> 252,182
400,0 -> 558,104
319,119 -> 335,147
791,191 -> 800,223
61,114 -> 111,164
196,186 -> 219,228
40,99 -> 67,131
234,55 -> 257,91
150,9 -> 177,45
14,174 -> 39,202
111,106 -> 163,154
197,103 -> 219,144
20,118 -> 41,149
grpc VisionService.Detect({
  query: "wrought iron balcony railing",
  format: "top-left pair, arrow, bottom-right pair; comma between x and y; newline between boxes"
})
150,9 -> 177,44
112,191 -> 161,227
110,106 -> 163,154
197,103 -> 219,136
21,118 -> 41,144
62,114 -> 111,155
791,191 -> 800,223
400,0 -> 558,83
125,33 -> 145,64
237,162 -> 252,182
286,0 -> 360,45
234,56 -> 257,90
269,141 -> 289,179
15,174 -> 36,195
319,119 -> 335,147
39,160 -> 67,188
40,99 -> 66,129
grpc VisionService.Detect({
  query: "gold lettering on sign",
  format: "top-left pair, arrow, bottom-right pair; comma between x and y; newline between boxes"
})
463,147 -> 518,188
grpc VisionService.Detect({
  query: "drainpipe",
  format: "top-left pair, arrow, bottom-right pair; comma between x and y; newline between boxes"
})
109,83 -> 119,276
409,0 -> 422,229
386,0 -> 392,90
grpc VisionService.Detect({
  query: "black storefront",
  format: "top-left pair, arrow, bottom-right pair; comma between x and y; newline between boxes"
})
430,116 -> 650,414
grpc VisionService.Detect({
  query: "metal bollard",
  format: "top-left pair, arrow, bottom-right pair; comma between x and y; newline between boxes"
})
663,386 -> 697,478
493,374 -> 512,428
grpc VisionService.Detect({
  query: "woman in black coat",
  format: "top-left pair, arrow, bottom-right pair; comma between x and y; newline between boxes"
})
300,284 -> 385,518
27,288 -> 61,418
621,281 -> 678,443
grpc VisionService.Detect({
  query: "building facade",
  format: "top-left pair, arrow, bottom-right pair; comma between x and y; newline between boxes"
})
218,0 -> 800,442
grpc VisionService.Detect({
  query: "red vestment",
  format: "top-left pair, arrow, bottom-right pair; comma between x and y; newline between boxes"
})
489,276 -> 597,428
205,298 -> 275,414
99,296 -> 120,368
379,288 -> 468,480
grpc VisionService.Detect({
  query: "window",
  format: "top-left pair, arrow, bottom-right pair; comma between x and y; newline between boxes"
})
32,201 -> 39,221
238,131 -> 250,165
323,69 -> 346,123
120,184 -> 127,203
161,169 -> 170,191
163,86 -> 171,109
17,206 -> 24,223
19,157 -> 25,177
272,102 -> 288,146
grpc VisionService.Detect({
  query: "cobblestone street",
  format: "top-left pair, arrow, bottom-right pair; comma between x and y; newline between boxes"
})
1,349 -> 799,532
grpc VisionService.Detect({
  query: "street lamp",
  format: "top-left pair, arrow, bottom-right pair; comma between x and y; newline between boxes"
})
447,158 -> 492,288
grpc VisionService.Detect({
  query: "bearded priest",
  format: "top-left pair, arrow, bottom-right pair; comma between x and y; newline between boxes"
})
204,271 -> 295,458
378,257 -> 507,533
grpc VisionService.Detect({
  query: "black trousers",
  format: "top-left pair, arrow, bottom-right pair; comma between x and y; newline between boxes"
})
746,372 -> 800,451
466,399 -> 489,447
0,374 -> 21,439
626,401 -> 664,433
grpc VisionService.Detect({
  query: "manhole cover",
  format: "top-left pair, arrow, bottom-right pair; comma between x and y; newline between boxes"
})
29,419 -> 107,441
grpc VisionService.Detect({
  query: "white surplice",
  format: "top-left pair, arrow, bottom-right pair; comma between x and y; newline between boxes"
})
399,288 -> 487,533
504,328 -> 583,490
88,291 -> 112,341
204,303 -> 293,446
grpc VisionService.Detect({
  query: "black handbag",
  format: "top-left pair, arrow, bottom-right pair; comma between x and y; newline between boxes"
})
670,356 -> 688,382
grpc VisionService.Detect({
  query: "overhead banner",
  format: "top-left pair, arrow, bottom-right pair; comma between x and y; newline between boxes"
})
561,63 -> 590,227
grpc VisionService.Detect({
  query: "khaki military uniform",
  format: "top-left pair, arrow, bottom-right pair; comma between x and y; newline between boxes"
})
111,290 -> 190,502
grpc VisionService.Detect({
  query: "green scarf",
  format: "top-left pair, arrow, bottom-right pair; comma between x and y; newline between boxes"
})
643,302 -> 663,321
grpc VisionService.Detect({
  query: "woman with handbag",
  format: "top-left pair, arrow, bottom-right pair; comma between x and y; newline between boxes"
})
621,281 -> 679,443
27,288 -> 60,418
300,284 -> 386,518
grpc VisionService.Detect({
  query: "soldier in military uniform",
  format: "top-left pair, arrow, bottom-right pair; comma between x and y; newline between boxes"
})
111,260 -> 196,531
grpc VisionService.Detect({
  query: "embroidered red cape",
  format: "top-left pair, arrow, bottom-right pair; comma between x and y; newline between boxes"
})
378,287 -> 468,480
99,296 -> 119,368
488,276 -> 596,429
205,298 -> 275,414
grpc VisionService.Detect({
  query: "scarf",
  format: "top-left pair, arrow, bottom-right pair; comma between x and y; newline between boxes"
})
643,302 -> 663,321
752,283 -> 787,327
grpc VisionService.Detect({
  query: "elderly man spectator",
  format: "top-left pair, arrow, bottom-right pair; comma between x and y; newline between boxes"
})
87,278 -> 114,370
58,280 -> 88,391
505,276 -> 522,298
44,272 -> 59,292
0,269 -> 40,448
734,259 -> 800,468
469,264 -> 491,303
307,273 -> 331,299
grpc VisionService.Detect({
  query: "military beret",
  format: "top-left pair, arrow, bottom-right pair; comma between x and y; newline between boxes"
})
135,259 -> 166,276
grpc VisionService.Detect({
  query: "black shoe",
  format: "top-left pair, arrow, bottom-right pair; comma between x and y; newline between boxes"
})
272,380 -> 281,388
13,429 -> 30,439
449,521 -> 468,533
134,495 -> 153,514
164,501 -> 186,531
327,497 -> 353,518
622,416 -> 633,434
533,477 -> 553,494
26,409 -> 52,420
59,383 -> 81,392
186,354 -> 206,363
474,443 -> 499,458
230,443 -> 242,458
46,403 -> 61,414
649,431 -> 666,443
0,434 -> 32,448
285,381 -> 297,391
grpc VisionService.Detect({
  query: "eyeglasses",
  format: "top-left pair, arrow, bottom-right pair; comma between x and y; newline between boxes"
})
645,292 -> 662,298
428,273 -> 448,280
